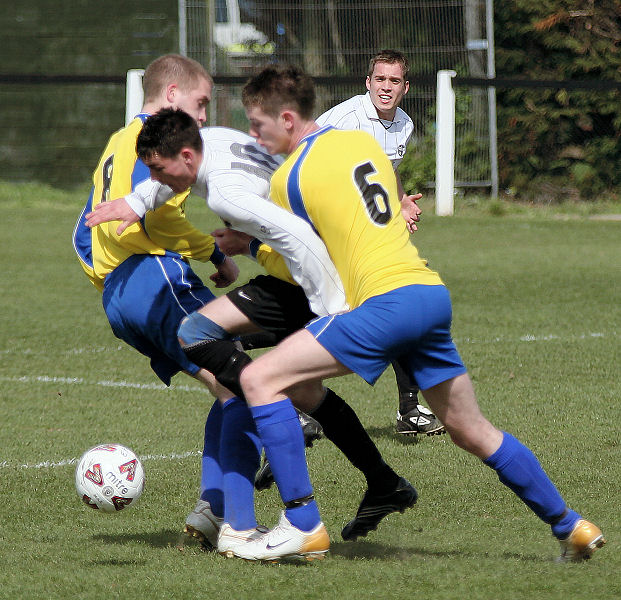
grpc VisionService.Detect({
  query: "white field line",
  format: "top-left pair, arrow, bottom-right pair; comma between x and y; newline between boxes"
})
0,374 -> 207,393
0,330 -> 614,394
0,451 -> 201,471
1,331 -> 613,393
0,330 -> 614,360
459,331 -> 612,344
0,330 -> 614,471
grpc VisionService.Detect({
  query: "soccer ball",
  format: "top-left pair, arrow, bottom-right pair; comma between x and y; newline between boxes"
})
75,444 -> 145,513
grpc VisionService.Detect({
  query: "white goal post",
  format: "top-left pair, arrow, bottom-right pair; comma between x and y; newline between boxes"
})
435,70 -> 457,216
125,69 -> 145,126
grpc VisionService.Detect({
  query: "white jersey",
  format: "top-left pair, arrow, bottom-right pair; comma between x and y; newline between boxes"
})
124,126 -> 347,316
316,92 -> 413,169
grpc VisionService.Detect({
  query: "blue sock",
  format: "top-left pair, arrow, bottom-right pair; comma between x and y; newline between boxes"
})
484,432 -> 580,538
199,400 -> 224,517
251,399 -> 321,532
219,397 -> 262,530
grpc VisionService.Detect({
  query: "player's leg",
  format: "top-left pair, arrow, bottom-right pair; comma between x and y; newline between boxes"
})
228,329 -> 344,560
392,357 -> 445,436
177,295 -> 268,548
102,254 -> 230,548
183,369 -> 235,549
220,277 -> 409,516
421,374 -> 605,560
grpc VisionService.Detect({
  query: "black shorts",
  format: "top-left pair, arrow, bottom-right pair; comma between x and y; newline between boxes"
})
226,275 -> 316,344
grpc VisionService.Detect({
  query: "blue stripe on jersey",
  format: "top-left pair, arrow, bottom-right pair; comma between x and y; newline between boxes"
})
286,126 -> 333,236
133,113 -> 152,191
72,187 -> 94,268
132,158 -> 150,190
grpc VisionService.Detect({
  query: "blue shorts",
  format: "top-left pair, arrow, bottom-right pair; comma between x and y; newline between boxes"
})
102,253 -> 216,385
305,285 -> 467,389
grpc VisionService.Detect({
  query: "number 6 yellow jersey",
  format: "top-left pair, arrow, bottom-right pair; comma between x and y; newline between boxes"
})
269,126 -> 443,309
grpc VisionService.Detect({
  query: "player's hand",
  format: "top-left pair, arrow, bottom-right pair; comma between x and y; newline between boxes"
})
85,198 -> 140,235
400,193 -> 422,233
211,227 -> 255,256
210,256 -> 239,288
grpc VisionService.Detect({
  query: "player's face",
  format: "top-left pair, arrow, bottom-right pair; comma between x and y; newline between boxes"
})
143,151 -> 197,194
366,61 -> 409,121
245,106 -> 290,155
171,78 -> 212,127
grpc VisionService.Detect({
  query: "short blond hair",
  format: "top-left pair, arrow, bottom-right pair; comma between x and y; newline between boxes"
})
142,54 -> 212,103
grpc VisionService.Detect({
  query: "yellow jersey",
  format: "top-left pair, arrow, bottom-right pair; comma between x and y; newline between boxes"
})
269,127 -> 442,309
73,116 -> 219,292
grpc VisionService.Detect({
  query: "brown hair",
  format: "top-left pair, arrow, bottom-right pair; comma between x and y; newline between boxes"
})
242,64 -> 315,119
367,49 -> 409,80
136,108 -> 202,160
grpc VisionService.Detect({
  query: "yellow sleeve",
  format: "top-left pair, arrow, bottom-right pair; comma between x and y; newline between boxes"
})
255,244 -> 296,285
143,195 -> 216,263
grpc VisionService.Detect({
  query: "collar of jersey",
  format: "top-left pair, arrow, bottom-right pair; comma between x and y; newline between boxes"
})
362,92 -> 404,126
300,124 -> 333,144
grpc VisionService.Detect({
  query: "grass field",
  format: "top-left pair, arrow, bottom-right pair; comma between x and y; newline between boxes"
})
0,182 -> 619,599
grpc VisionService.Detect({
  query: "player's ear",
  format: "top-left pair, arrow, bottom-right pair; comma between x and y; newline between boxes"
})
181,148 -> 194,165
281,110 -> 295,131
365,76 -> 371,91
404,80 -> 410,95
166,83 -> 178,103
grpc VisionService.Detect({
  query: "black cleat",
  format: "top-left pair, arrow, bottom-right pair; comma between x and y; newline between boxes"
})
341,477 -> 418,541
396,406 -> 445,436
254,409 -> 323,491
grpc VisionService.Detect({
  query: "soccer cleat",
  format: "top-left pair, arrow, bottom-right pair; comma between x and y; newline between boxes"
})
558,519 -> 606,562
254,457 -> 275,492
222,511 -> 329,562
395,405 -> 446,436
183,499 -> 224,550
254,408 -> 323,491
217,523 -> 270,558
341,477 -> 418,541
296,408 -> 324,445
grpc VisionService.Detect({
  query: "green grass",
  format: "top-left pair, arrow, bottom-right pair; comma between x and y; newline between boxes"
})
0,182 -> 619,599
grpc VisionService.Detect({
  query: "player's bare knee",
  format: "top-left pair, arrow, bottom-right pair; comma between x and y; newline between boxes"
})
238,361 -> 262,399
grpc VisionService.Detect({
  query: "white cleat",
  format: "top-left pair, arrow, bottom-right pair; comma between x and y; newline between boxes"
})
183,499 -> 223,550
218,523 -> 270,558
222,511 -> 330,562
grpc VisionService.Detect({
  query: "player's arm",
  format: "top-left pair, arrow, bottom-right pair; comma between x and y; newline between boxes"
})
85,178 -> 176,235
211,227 -> 296,285
208,175 -> 347,316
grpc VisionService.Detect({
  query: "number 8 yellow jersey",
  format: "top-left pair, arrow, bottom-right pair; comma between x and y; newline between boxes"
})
269,126 -> 443,309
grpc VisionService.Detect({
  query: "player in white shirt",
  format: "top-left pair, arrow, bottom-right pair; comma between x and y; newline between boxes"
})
122,124 -> 346,316
316,49 -> 444,436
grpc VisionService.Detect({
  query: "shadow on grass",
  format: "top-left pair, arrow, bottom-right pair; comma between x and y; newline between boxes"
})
91,531 -> 545,564
93,529 -> 190,549
89,558 -> 149,566
364,424 -> 422,445
332,541 -> 544,563
331,540 -> 459,560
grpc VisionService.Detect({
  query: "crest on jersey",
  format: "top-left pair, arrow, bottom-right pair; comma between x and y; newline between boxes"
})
398,144 -> 405,157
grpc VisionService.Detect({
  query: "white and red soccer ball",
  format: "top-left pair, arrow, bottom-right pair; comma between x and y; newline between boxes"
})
75,444 -> 145,513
